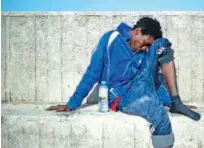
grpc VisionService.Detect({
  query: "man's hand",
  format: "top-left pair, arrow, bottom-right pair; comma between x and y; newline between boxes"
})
45,105 -> 70,112
169,95 -> 201,121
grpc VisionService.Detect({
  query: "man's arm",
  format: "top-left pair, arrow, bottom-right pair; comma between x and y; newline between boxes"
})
46,31 -> 112,112
159,45 -> 200,121
66,32 -> 111,110
161,60 -> 197,109
157,45 -> 178,97
161,61 -> 178,97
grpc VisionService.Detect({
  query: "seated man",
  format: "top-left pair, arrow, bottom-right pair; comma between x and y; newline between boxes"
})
46,17 -> 201,148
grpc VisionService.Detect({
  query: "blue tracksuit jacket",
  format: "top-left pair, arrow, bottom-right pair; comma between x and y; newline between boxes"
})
66,22 -> 172,110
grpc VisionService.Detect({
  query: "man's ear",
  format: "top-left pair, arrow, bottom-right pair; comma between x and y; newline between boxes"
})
134,28 -> 141,36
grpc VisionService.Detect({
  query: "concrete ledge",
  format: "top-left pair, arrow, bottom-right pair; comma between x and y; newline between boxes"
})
1,103 -> 204,148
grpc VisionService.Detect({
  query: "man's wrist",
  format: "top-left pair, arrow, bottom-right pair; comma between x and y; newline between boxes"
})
171,95 -> 181,104
66,102 -> 74,111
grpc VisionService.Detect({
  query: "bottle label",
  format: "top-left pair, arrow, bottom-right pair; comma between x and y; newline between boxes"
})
99,86 -> 109,112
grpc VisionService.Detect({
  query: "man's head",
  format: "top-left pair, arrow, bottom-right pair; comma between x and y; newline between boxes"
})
129,17 -> 162,51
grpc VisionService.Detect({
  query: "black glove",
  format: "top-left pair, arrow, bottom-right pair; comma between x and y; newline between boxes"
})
170,95 -> 201,121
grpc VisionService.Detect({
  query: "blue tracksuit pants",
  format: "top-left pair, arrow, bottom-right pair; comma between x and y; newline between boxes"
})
117,39 -> 174,148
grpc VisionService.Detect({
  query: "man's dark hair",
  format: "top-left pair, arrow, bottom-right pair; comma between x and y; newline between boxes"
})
133,17 -> 162,39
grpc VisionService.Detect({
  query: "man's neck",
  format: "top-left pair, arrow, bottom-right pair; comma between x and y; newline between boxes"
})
128,39 -> 140,53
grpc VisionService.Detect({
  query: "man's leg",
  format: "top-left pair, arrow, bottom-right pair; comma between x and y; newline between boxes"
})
118,39 -> 175,148
118,91 -> 174,148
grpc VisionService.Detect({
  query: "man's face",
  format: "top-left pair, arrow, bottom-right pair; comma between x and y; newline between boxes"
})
130,28 -> 155,52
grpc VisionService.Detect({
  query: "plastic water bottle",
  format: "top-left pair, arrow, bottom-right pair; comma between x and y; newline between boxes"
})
98,81 -> 109,112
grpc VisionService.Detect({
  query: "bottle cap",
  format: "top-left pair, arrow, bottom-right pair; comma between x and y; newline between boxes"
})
101,81 -> 107,85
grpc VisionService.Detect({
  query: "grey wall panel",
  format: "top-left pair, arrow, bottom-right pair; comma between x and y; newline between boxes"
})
46,16 -> 62,103
1,16 -> 7,102
191,16 -> 204,102
36,15 -> 62,103
7,16 -> 35,102
36,16 -> 49,103
61,15 -> 87,103
178,15 -> 193,101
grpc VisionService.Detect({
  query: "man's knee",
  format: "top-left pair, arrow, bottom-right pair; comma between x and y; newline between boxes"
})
147,99 -> 172,135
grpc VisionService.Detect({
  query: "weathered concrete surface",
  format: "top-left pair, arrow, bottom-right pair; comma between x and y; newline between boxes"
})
1,11 -> 204,148
35,16 -> 62,103
1,12 -> 204,104
1,103 -> 204,148
6,16 -> 36,102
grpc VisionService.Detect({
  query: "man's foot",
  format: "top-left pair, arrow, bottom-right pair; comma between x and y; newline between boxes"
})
169,95 -> 201,121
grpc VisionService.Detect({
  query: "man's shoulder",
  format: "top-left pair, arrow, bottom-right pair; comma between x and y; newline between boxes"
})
97,30 -> 118,47
100,30 -> 116,40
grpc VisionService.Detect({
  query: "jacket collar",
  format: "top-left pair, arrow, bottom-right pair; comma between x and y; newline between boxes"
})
116,22 -> 132,41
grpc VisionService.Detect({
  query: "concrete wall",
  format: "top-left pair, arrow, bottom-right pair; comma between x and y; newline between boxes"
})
1,12 -> 204,104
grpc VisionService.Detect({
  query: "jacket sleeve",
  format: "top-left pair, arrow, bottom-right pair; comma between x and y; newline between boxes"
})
66,32 -> 111,110
157,46 -> 175,66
